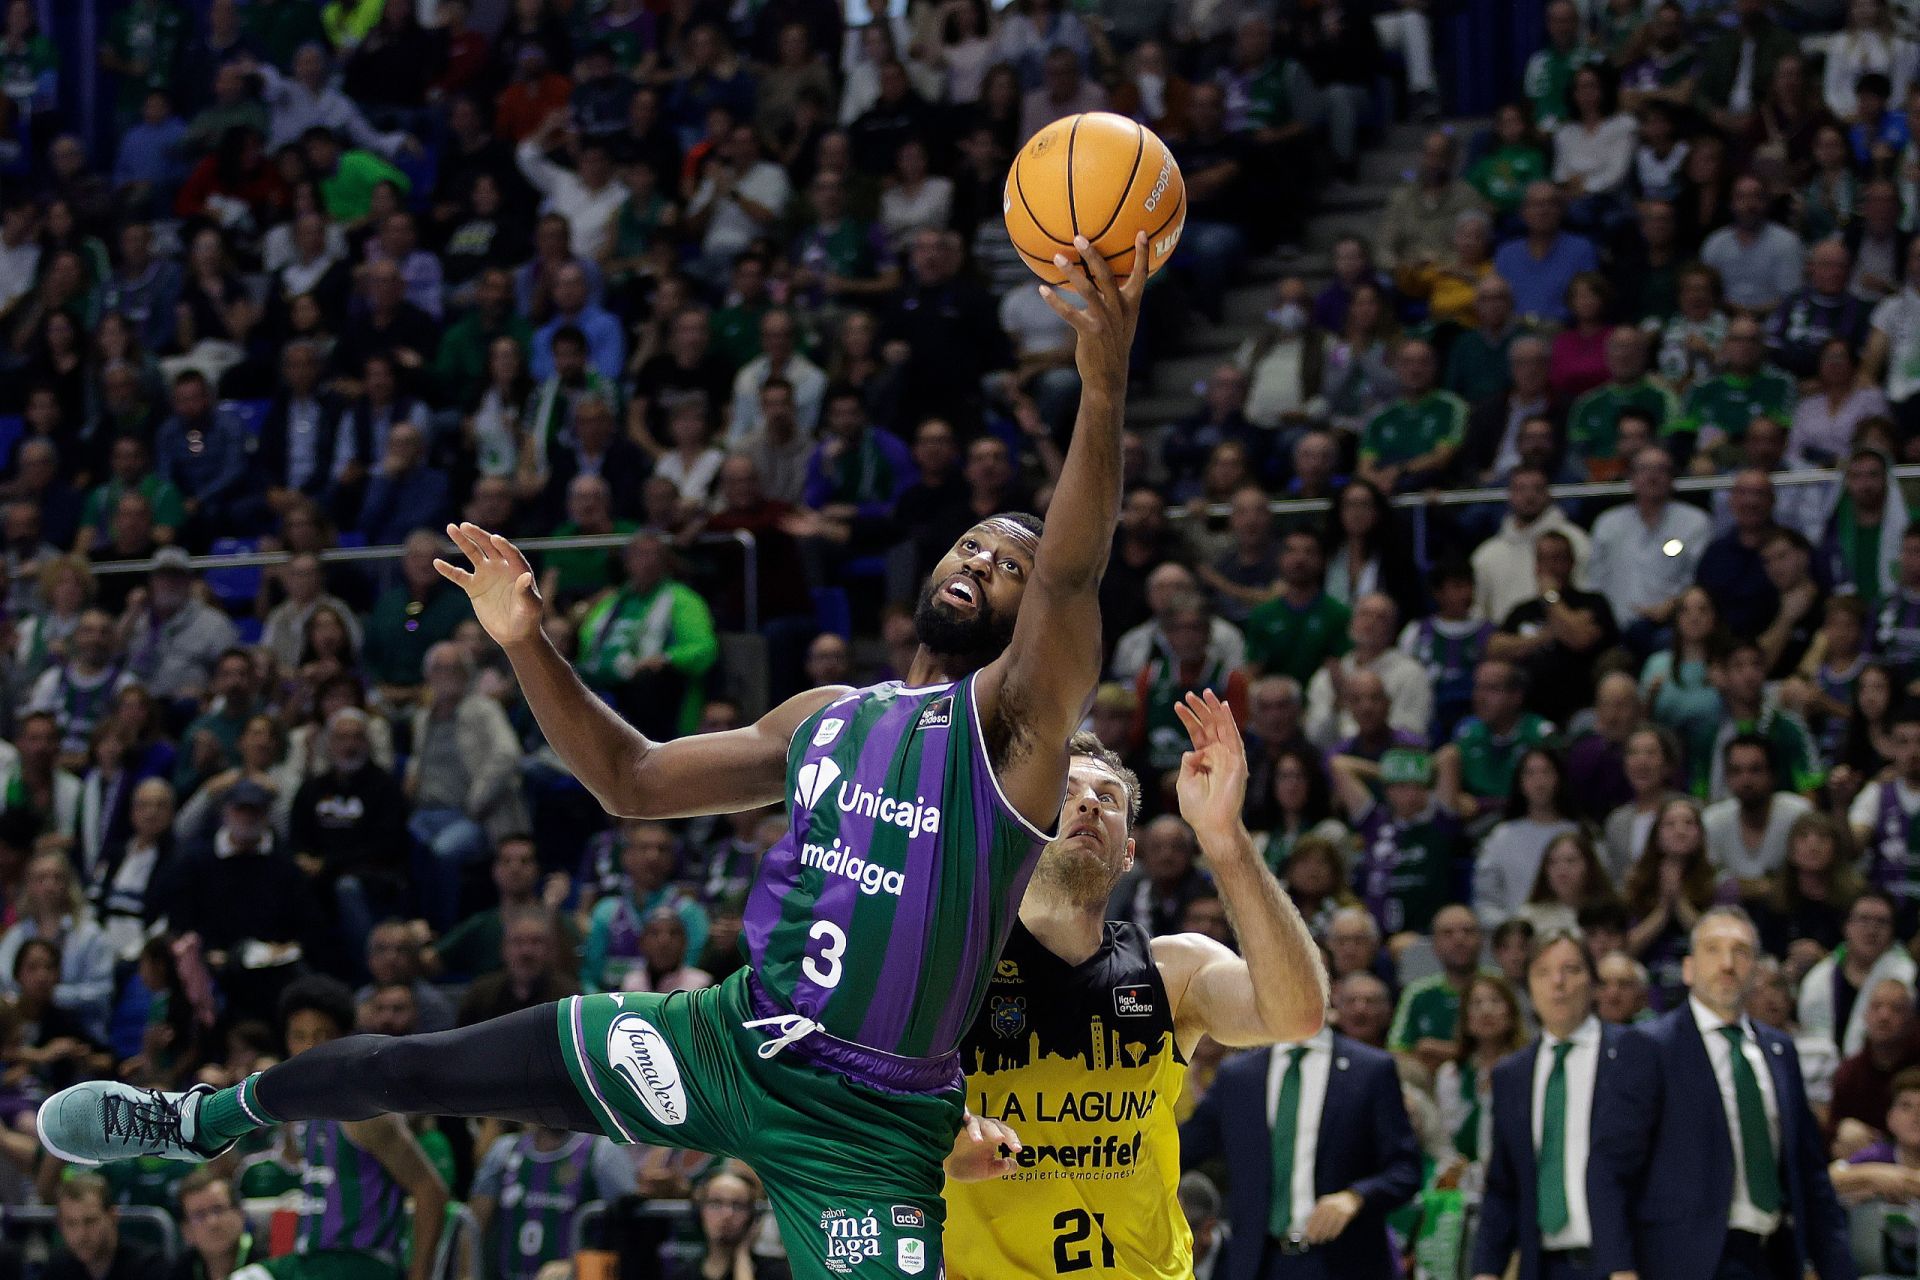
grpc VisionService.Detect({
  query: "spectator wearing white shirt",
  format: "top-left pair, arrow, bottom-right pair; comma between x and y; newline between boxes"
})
1863,237 -> 1920,435
1700,175 -> 1808,314
1586,446 -> 1713,656
728,310 -> 827,447
1555,65 -> 1638,230
1823,0 -> 1917,118
516,115 -> 630,263
1000,269 -> 1084,438
1305,592 -> 1435,747
0,201 -> 40,323
1703,735 -> 1814,883
878,139 -> 953,244
244,46 -> 410,158
687,124 -> 792,279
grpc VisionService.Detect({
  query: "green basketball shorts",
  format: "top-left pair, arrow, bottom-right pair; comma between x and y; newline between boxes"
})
233,1250 -> 400,1280
555,968 -> 963,1278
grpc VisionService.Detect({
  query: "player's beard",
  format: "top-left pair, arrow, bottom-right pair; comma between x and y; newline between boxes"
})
1028,836 -> 1124,908
912,578 -> 1016,671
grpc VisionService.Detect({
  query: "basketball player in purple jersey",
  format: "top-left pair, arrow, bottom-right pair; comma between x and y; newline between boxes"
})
42,233 -> 1322,1276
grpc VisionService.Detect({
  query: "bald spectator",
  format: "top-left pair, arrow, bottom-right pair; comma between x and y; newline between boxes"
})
1441,268 -> 1521,406
1106,816 -> 1213,938
1110,562 -> 1248,681
1829,977 -> 1920,1157
1493,183 -> 1600,324
1701,174 -> 1807,314
1768,239 -> 1871,378
1585,447 -> 1712,656
332,257 -> 439,380
728,309 -> 826,446
1235,277 -> 1326,431
1379,131 -> 1489,272
357,422 -> 450,546
1334,971 -> 1395,1048
1596,951 -> 1652,1023
1305,593 -> 1435,748
531,263 -> 625,380
1020,47 -> 1109,139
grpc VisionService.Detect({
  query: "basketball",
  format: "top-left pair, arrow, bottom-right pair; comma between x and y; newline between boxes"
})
1004,112 -> 1187,286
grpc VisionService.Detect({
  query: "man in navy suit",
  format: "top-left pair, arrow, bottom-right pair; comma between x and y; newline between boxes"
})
1590,906 -> 1856,1280
1181,1017 -> 1421,1279
1472,928 -> 1620,1280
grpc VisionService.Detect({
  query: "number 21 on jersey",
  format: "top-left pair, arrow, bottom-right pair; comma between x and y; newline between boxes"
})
1054,1209 -> 1115,1273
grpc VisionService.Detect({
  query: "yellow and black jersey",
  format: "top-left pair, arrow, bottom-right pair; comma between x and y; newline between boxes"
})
944,920 -> 1190,1280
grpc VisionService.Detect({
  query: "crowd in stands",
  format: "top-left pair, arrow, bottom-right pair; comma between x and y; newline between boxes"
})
26,0 -> 1920,1274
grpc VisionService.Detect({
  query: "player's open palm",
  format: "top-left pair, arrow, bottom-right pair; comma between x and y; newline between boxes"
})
435,522 -> 542,647
1173,690 -> 1248,837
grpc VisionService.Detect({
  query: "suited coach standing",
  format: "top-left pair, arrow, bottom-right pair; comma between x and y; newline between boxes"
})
1180,1008 -> 1421,1279
1472,928 -> 1620,1280
1590,906 -> 1855,1280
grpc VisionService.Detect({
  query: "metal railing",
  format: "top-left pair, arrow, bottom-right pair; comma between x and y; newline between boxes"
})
90,530 -> 764,633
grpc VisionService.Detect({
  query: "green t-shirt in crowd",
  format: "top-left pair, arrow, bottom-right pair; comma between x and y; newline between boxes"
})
1244,592 -> 1352,686
1390,974 -> 1466,1051
544,519 -> 639,600
83,474 -> 187,536
1467,145 -> 1549,215
1677,367 -> 1797,443
1567,378 -> 1681,462
1361,390 -> 1467,468
1450,712 -> 1555,800
319,150 -> 410,224
574,580 -> 720,735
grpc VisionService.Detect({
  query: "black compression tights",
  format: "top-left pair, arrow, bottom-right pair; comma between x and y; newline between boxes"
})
251,1001 -> 598,1133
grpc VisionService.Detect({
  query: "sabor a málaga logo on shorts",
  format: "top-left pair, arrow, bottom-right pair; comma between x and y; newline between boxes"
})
818,1212 -> 883,1273
605,1013 -> 687,1126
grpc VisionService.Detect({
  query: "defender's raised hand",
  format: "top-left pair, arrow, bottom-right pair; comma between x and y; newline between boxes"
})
1173,689 -> 1250,842
1041,231 -> 1148,394
434,523 -> 542,647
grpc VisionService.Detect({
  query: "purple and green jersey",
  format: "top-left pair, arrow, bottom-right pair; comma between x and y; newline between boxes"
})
742,674 -> 1053,1074
296,1120 -> 406,1265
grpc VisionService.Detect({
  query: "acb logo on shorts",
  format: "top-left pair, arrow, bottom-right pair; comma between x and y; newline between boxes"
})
891,1206 -> 926,1229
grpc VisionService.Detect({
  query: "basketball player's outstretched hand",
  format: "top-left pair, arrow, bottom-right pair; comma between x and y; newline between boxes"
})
1040,231 -> 1147,391
1173,690 -> 1249,841
944,1111 -> 1023,1183
435,522 -> 543,647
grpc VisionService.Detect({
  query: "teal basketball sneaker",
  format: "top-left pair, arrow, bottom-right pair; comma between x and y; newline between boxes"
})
37,1081 -> 229,1166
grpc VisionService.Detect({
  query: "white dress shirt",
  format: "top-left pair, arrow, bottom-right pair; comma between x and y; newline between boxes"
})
1266,1027 -> 1335,1237
1689,996 -> 1782,1236
1531,1015 -> 1602,1250
1585,499 -> 1713,625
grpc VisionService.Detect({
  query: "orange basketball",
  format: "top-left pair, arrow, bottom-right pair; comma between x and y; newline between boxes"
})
1003,112 -> 1186,286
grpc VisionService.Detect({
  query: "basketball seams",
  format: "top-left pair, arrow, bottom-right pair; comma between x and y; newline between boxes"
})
1085,120 -> 1146,246
1065,116 -> 1081,242
1012,158 -> 1075,250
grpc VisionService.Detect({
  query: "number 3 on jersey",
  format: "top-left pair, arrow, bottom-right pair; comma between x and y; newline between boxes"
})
1053,1209 -> 1115,1273
803,920 -> 847,988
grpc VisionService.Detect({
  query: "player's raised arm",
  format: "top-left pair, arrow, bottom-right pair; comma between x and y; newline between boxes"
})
975,232 -> 1146,825
1153,691 -> 1328,1052
436,523 -> 845,818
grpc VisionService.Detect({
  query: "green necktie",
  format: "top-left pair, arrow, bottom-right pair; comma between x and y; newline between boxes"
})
1537,1041 -> 1574,1234
1718,1025 -> 1782,1214
1269,1046 -> 1310,1238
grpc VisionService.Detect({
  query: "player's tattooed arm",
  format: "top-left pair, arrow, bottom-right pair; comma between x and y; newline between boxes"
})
438,523 -> 848,817
344,1114 -> 449,1280
1153,692 -> 1329,1054
975,232 -> 1146,828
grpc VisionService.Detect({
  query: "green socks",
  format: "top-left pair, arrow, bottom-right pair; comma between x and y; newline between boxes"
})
192,1074 -> 279,1149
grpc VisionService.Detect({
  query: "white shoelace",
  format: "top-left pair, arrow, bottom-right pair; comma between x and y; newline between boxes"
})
743,1014 -> 824,1060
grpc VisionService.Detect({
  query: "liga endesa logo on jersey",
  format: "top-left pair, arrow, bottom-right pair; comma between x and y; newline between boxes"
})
604,1013 -> 687,1126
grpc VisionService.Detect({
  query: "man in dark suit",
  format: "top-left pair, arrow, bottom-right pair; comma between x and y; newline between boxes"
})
1590,906 -> 1856,1280
256,338 -> 344,511
1472,928 -> 1620,1280
1181,1017 -> 1421,1278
